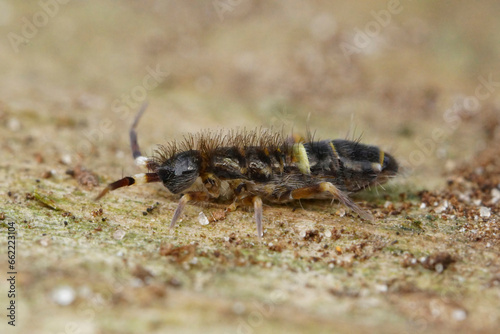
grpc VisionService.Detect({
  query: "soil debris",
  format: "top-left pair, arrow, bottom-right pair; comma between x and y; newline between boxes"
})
66,165 -> 99,189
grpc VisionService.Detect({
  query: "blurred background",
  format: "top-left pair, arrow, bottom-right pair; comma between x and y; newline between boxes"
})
1,1 -> 500,333
1,0 -> 499,187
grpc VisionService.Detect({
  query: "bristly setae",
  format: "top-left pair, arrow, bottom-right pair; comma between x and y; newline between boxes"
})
96,104 -> 398,239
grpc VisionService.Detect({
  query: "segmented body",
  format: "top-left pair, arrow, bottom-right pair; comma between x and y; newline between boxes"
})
96,104 -> 398,239
152,137 -> 395,201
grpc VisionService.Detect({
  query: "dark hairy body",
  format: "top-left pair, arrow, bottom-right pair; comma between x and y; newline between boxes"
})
96,104 -> 398,239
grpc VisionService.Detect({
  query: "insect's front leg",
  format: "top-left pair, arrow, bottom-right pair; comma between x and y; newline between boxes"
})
170,173 -> 222,229
170,191 -> 212,229
290,182 -> 373,221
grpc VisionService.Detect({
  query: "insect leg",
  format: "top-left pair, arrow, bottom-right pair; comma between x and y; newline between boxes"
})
170,192 -> 211,229
201,173 -> 221,198
290,182 -> 373,221
253,196 -> 263,239
95,172 -> 160,200
226,193 -> 264,239
129,102 -> 152,169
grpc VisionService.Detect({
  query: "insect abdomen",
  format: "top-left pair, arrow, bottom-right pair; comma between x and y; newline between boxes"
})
210,146 -> 286,182
208,139 -> 397,192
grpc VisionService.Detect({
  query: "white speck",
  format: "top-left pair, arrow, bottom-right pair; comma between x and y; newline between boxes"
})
299,230 -> 306,238
113,229 -> 126,240
491,188 -> 500,204
328,263 -> 335,269
134,156 -> 149,168
268,242 -> 273,247
198,212 -> 209,226
473,199 -> 482,206
324,230 -> 332,238
420,202 -> 427,209
116,251 -> 124,257
435,200 -> 449,213
60,154 -> 72,165
459,193 -> 471,202
486,243 -> 491,248
51,286 -> 75,306
372,163 -> 382,172
190,257 -> 198,265
452,309 -> 467,321
384,201 -> 392,208
375,284 -> 388,293
224,236 -> 230,242
336,208 -> 346,217
479,206 -> 491,218
435,263 -> 444,274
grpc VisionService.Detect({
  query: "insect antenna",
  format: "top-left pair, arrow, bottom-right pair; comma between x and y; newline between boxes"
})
129,102 -> 160,170
95,173 -> 160,200
130,102 -> 148,160
96,103 -> 161,201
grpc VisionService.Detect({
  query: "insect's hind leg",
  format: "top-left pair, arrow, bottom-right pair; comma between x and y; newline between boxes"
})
130,102 -> 152,170
290,182 -> 373,221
